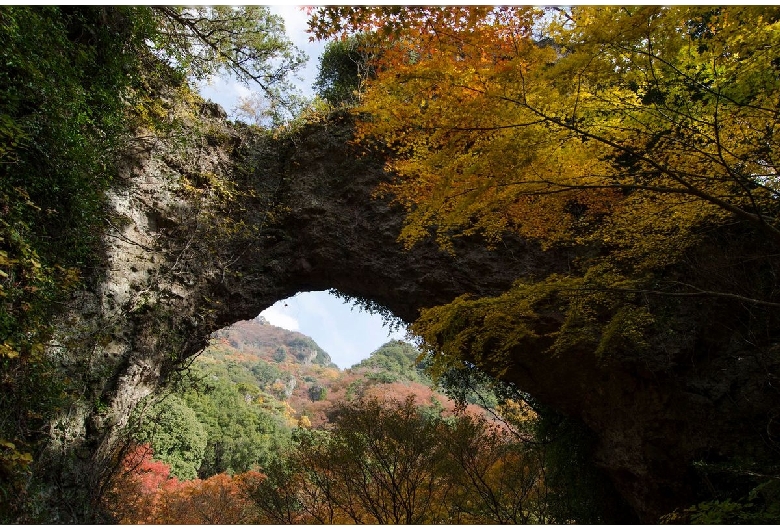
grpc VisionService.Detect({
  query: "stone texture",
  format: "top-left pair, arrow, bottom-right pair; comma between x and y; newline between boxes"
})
42,105 -> 780,523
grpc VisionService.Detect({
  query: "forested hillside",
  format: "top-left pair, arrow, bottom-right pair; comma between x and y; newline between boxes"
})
2,5 -> 780,524
136,317 -> 481,448
107,320 -> 572,524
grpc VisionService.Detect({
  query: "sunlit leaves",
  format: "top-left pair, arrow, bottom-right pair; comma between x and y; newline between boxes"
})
304,7 -> 780,385
152,6 -> 306,112
106,444 -> 262,524
315,7 -> 780,256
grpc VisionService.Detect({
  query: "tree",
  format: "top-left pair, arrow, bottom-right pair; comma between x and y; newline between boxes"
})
307,7 -> 780,520
246,397 -> 455,524
1,6 -> 304,518
247,396 -> 558,524
306,3 -> 780,419
443,413 -> 552,524
133,395 -> 206,480
105,444 -> 179,523
244,448 -> 309,524
151,6 -> 305,102
314,34 -> 375,106
307,384 -> 326,402
325,396 -> 455,524
311,7 -> 780,253
106,444 -> 263,524
150,472 -> 262,524
182,363 -> 285,477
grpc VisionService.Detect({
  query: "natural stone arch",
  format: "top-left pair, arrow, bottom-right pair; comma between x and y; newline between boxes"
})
48,108 -> 552,519
47,107 -> 780,523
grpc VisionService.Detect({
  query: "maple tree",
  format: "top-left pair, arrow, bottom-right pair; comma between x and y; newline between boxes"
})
311,6 -> 780,252
306,8 -> 780,521
307,5 -> 780,381
246,396 -> 558,524
106,444 -> 262,524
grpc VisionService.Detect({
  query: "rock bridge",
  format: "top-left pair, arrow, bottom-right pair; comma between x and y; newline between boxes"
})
49,106 -> 780,523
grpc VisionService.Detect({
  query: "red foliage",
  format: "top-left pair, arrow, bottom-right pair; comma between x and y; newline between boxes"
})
105,444 -> 263,524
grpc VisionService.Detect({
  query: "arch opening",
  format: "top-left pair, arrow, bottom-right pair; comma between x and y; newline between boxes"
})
258,290 -> 408,369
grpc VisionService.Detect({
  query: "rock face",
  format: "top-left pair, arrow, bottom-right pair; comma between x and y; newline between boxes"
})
44,104 -> 780,523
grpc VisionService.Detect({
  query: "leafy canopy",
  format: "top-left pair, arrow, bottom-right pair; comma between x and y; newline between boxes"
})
152,6 -> 305,104
313,6 -> 780,254
308,5 -> 780,370
308,9 -> 780,520
0,6 -> 303,519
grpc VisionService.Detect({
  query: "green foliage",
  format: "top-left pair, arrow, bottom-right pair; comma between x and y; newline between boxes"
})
0,7 -> 156,519
307,384 -> 327,402
181,362 -> 290,477
433,359 -> 510,412
352,340 -> 427,384
1,6 -> 153,269
273,347 -> 286,363
151,6 -> 306,111
133,395 -> 207,480
314,34 -> 374,106
662,479 -> 780,524
251,359 -> 284,386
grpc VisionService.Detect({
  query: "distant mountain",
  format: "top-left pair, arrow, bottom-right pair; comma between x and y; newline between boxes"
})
135,318 -> 493,480
211,316 -> 337,368
198,318 -> 480,429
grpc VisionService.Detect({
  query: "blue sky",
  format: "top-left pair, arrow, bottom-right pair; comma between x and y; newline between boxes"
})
261,293 -> 408,369
197,6 -> 326,106
196,7 -> 409,369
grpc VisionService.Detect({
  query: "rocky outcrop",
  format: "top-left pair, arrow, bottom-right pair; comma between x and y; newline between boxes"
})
43,100 -> 780,523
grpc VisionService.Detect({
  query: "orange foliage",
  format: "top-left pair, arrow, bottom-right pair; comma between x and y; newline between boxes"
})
106,444 -> 263,524
309,6 -> 780,258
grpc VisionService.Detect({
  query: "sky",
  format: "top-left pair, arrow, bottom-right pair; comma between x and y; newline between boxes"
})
197,6 -> 326,110
196,6 -> 409,369
261,293 -> 408,369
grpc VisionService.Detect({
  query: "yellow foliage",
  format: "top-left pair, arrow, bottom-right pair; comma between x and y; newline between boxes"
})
340,7 -> 780,260
306,7 -> 780,374
0,342 -> 19,359
297,415 -> 312,429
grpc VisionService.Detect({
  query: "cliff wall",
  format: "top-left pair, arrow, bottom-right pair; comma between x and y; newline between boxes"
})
44,101 -> 780,522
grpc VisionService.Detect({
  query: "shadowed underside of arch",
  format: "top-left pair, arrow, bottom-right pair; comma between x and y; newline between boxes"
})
47,109 -> 780,523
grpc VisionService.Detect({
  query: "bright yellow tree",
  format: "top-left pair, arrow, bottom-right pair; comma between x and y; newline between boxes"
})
315,7 -> 780,253
309,6 -> 780,375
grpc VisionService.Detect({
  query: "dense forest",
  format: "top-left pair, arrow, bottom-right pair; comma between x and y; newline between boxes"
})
106,319 -> 586,524
2,5 -> 780,524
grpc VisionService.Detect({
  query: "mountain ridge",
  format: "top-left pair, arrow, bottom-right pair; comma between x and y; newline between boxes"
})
196,317 -> 482,432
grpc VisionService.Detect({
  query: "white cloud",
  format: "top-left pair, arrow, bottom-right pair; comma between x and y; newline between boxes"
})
287,291 -> 409,369
257,292 -> 410,369
270,5 -> 310,38
260,304 -> 300,331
